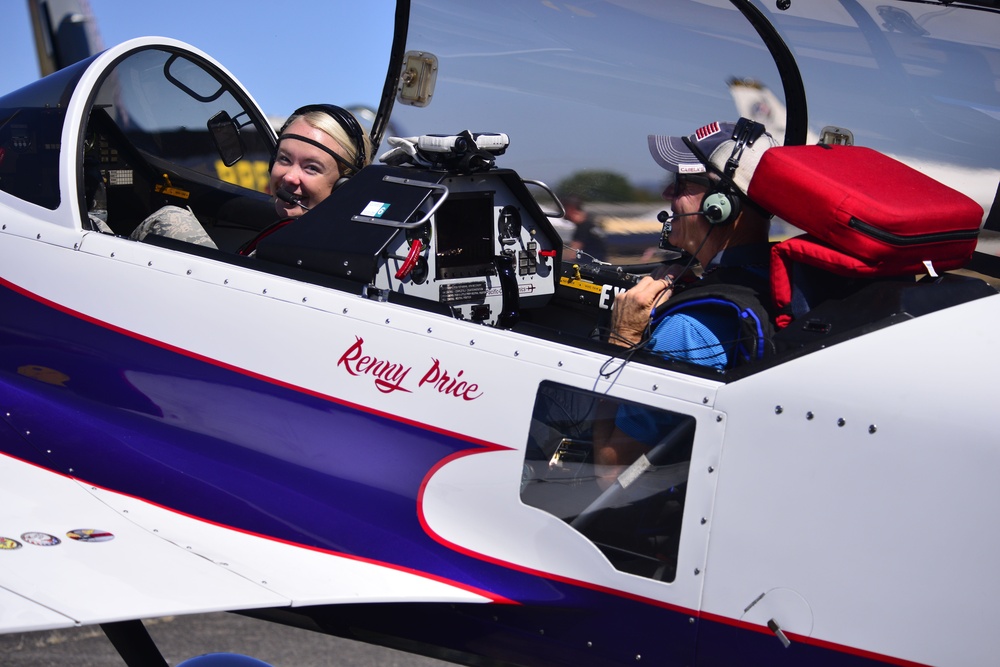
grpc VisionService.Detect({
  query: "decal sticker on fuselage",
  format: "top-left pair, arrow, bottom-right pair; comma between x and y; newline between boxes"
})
337,336 -> 483,401
21,532 -> 60,546
0,537 -> 23,550
66,529 -> 114,543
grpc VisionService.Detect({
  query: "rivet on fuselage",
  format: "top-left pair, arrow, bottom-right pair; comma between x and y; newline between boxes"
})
775,405 -> 784,414
869,424 -> 878,434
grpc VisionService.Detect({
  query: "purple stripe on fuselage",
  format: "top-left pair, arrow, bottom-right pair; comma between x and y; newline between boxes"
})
0,280 -> 513,593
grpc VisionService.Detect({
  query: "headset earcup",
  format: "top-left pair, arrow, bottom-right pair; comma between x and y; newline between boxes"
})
702,189 -> 740,225
333,177 -> 350,190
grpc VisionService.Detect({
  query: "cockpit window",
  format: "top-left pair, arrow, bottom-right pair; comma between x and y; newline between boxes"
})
0,56 -> 95,209
91,48 -> 273,191
522,381 -> 694,583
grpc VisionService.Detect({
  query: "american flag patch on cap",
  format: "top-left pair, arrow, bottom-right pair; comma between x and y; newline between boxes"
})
694,122 -> 722,141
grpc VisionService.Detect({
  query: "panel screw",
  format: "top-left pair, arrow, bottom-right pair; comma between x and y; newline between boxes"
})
806,411 -> 814,420
869,424 -> 877,434
837,418 -> 846,427
775,405 -> 783,414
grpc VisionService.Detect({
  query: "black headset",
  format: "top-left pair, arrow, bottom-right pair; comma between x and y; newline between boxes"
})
685,117 -> 766,226
270,104 -> 368,177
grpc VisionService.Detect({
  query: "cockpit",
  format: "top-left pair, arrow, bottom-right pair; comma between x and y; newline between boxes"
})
1,2 -> 998,380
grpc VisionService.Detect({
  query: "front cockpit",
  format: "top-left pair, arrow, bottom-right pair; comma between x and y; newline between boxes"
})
254,135 -> 564,327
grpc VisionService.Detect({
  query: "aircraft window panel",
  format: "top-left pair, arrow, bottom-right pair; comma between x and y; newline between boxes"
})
94,49 -> 273,192
0,58 -> 93,210
521,381 -> 695,583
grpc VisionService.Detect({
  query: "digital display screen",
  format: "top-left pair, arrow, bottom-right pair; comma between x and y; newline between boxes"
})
435,191 -> 495,280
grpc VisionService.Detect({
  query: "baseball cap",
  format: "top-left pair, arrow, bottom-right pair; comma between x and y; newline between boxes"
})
648,119 -> 778,195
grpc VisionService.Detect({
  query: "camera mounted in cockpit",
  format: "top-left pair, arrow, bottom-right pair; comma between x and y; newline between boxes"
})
380,130 -> 509,174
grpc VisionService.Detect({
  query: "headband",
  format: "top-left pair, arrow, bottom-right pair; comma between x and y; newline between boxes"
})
276,133 -> 358,175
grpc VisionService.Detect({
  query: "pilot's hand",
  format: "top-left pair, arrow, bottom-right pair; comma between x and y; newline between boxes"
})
609,275 -> 674,348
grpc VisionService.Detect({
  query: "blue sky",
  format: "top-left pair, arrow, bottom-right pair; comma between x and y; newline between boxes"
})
0,1 -> 396,116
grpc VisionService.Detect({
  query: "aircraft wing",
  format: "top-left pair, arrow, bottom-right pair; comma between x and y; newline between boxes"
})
0,449 -> 489,634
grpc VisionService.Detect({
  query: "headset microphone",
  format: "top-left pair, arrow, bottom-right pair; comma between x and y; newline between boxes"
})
276,187 -> 311,211
657,211 -> 702,223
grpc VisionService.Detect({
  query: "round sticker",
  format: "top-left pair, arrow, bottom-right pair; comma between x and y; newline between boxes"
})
21,532 -> 61,547
0,537 -> 23,550
66,529 -> 114,543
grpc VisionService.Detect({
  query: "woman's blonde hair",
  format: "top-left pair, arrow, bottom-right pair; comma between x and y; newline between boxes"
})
292,108 -> 374,174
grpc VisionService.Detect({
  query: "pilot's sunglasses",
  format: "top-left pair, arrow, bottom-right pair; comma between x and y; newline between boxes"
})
666,173 -> 713,197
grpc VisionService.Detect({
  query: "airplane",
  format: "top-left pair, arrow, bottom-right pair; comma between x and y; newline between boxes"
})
0,2 -> 999,667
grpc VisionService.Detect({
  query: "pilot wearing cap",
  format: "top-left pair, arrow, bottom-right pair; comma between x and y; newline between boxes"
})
599,118 -> 779,468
